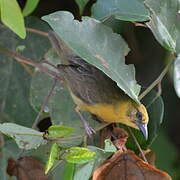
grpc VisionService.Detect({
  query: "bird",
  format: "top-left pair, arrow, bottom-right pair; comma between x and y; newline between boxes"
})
48,31 -> 149,139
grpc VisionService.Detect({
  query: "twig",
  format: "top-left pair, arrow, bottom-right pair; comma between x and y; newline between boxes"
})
0,47 -> 60,79
10,133 -> 43,137
0,25 -> 48,37
145,82 -> 162,109
32,79 -> 58,129
127,127 -> 148,163
139,56 -> 174,100
26,28 -> 48,37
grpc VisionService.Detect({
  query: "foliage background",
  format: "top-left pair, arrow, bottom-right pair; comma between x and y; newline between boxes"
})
0,0 -> 179,179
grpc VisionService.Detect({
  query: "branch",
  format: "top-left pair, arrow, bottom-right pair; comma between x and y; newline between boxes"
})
0,47 -> 60,79
0,25 -> 48,37
139,54 -> 174,100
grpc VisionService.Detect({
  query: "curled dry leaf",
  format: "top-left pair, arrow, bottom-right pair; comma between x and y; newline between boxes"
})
7,156 -> 48,180
99,126 -> 128,150
112,127 -> 128,151
93,150 -> 172,180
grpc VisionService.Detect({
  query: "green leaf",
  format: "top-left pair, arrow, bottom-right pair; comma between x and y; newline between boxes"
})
0,123 -> 46,149
145,0 -> 180,53
23,0 -> 40,17
65,147 -> 96,164
73,146 -> 111,180
0,0 -> 26,38
42,11 -> 141,103
104,139 -> 117,152
143,91 -> 164,147
48,125 -> 74,137
75,0 -> 89,15
174,54 -> 180,97
45,143 -> 59,174
74,161 -> 95,180
63,162 -> 75,180
92,0 -> 150,21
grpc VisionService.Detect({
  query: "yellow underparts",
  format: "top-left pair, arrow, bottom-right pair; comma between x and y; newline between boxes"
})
71,92 -> 132,124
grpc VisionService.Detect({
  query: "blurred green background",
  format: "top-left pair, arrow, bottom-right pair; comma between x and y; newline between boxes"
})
4,0 -> 180,179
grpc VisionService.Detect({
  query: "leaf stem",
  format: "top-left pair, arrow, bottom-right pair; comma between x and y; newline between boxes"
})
26,27 -> 48,37
0,25 -> 48,37
127,127 -> 148,163
139,53 -> 174,100
32,78 -> 58,129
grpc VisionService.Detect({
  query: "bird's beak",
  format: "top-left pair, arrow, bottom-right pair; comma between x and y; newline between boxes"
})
136,122 -> 148,140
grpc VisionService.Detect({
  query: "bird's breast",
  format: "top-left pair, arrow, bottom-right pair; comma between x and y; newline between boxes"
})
71,92 -> 127,123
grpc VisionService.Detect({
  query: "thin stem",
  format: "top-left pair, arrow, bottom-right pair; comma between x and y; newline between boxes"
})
128,127 -> 148,163
11,133 -> 43,137
139,56 -> 174,100
26,28 -> 48,37
0,47 -> 60,79
32,79 -> 58,129
0,25 -> 48,37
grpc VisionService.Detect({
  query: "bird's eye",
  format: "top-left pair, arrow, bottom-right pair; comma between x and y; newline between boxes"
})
136,111 -> 142,121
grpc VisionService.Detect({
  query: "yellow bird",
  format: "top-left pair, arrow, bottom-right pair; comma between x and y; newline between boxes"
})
48,31 -> 149,139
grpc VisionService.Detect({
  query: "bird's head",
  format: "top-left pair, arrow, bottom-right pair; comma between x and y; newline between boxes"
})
118,101 -> 149,139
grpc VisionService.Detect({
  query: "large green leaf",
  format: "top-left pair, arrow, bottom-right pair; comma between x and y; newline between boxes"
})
145,0 -> 180,53
0,123 -> 46,149
142,91 -> 164,147
45,143 -> 59,174
48,125 -> 74,138
42,11 -> 141,103
74,161 -> 95,180
0,0 -> 26,38
63,162 -> 75,180
173,54 -> 180,97
64,147 -> 96,164
92,0 -> 150,21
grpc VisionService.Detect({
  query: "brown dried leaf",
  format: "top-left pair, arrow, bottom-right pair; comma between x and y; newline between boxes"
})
112,127 -> 128,151
99,126 -> 128,150
7,156 -> 48,180
93,150 -> 172,180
